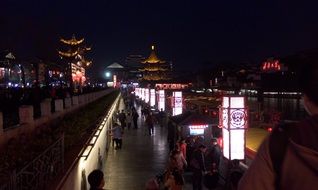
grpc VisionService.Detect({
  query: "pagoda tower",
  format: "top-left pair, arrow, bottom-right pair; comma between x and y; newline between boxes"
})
58,35 -> 92,89
139,45 -> 171,81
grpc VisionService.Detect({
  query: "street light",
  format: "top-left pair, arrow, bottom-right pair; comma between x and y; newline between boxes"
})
105,71 -> 111,78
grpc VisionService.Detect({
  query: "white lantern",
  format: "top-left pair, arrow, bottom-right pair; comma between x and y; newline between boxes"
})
220,96 -> 248,160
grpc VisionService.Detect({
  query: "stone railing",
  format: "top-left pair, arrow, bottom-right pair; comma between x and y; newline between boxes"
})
0,89 -> 114,148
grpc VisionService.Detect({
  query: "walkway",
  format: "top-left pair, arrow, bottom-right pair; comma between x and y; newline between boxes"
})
103,98 -> 169,190
103,97 -> 221,190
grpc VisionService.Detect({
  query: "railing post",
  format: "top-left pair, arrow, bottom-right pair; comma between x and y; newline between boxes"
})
64,97 -> 72,109
55,99 -> 64,112
19,105 -> 34,125
40,98 -> 52,117
72,96 -> 79,105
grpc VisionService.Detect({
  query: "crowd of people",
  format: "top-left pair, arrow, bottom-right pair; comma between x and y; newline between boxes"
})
145,135 -> 224,190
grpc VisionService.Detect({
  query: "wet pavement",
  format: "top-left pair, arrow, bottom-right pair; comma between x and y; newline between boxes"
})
103,98 -> 221,190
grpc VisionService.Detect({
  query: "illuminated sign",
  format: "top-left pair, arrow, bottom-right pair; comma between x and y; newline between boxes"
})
141,88 -> 145,101
189,125 -> 208,136
172,91 -> 182,116
261,59 -> 281,72
150,89 -> 155,107
220,96 -> 247,160
145,88 -> 149,103
158,90 -> 165,111
155,83 -> 189,90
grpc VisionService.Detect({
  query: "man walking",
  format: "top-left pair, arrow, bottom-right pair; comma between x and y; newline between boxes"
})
132,109 -> 139,129
145,112 -> 155,136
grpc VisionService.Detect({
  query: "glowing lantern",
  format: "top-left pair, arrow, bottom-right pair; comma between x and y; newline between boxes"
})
158,90 -> 165,111
219,96 -> 248,160
172,91 -> 182,116
135,88 -> 140,97
145,88 -> 149,103
150,89 -> 155,107
141,88 -> 145,101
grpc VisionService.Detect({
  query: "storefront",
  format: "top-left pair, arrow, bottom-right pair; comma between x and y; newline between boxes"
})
169,112 -> 219,143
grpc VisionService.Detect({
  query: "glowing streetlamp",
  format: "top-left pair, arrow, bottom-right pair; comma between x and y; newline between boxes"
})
105,71 -> 111,78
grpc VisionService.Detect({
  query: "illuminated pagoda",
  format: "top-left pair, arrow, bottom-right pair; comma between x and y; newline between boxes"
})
139,45 -> 171,81
58,35 -> 92,89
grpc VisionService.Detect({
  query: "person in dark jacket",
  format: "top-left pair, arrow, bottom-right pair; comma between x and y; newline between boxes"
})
87,169 -> 105,190
190,144 -> 207,190
132,109 -> 139,129
211,138 -> 221,169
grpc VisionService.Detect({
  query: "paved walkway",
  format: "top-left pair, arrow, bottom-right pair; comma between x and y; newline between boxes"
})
103,97 -> 223,190
103,98 -> 169,190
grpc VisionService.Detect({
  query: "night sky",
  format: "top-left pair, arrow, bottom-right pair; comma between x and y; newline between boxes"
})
1,0 -> 318,78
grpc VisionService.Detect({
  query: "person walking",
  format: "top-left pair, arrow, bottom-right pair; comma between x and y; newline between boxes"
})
178,139 -> 187,160
109,123 -> 123,149
132,109 -> 139,129
158,108 -> 166,127
145,112 -> 155,136
118,110 -> 126,129
126,112 -> 132,130
170,145 -> 187,173
211,138 -> 221,169
238,61 -> 318,190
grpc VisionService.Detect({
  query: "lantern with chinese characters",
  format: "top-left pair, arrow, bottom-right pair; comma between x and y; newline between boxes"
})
219,96 -> 248,160
145,88 -> 150,103
172,91 -> 182,116
150,89 -> 155,107
158,90 -> 165,111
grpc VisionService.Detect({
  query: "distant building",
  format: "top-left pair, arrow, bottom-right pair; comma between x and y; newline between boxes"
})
105,62 -> 126,87
260,58 -> 297,92
139,45 -> 171,82
125,55 -> 144,80
58,35 -> 92,88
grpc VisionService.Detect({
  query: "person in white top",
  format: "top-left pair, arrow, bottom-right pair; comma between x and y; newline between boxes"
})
109,123 -> 123,149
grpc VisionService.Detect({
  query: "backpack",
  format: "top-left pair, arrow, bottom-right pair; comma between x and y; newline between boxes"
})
269,122 -> 295,189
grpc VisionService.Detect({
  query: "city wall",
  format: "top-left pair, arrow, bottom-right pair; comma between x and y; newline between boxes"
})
0,89 -> 114,148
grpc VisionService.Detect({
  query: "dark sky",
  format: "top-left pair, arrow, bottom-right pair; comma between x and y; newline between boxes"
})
1,0 -> 318,77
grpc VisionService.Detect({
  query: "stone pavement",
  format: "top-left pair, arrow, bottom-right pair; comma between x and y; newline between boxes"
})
103,98 -> 169,190
103,98 -> 222,190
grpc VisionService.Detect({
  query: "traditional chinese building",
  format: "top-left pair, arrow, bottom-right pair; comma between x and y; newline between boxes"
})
58,35 -> 92,88
139,45 -> 171,82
